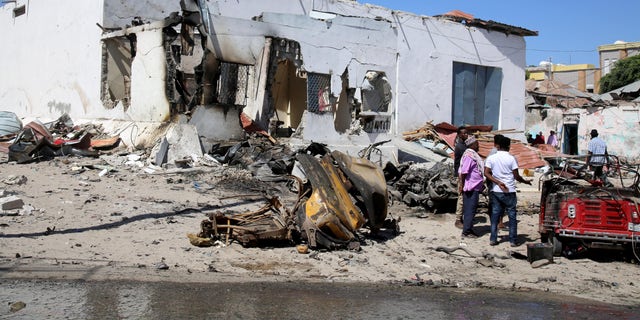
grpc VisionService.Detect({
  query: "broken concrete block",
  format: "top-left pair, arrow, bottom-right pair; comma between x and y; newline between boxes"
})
1,195 -> 24,210
155,137 -> 169,166
165,124 -> 204,166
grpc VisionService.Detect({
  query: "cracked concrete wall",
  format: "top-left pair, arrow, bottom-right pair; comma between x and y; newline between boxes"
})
526,105 -> 640,161
203,0 -> 527,143
205,11 -> 396,145
0,0 -> 529,148
128,29 -> 171,122
103,0 -> 181,28
390,12 -> 527,134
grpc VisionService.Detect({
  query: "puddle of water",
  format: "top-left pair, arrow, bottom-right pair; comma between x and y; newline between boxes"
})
0,279 -> 636,319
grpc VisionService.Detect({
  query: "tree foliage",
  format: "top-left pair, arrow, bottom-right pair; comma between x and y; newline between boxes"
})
599,54 -> 640,93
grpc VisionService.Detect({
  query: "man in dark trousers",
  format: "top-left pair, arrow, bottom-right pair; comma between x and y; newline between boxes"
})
587,129 -> 610,186
484,136 -> 532,247
453,126 -> 468,229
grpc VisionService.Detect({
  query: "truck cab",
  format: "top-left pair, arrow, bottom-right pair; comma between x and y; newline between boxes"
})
539,155 -> 640,258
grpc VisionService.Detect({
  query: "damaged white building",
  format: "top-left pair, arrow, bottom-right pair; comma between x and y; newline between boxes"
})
0,0 -> 537,156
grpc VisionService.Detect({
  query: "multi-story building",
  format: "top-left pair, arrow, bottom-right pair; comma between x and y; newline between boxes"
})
527,63 -> 600,93
599,41 -> 640,77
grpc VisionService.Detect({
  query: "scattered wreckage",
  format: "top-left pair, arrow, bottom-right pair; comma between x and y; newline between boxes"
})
539,155 -> 640,259
0,110 -> 460,252
0,112 -> 120,163
194,142 -> 398,250
386,161 -> 458,212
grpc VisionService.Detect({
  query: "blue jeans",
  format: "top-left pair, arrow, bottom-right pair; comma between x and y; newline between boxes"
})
462,190 -> 480,234
490,192 -> 517,243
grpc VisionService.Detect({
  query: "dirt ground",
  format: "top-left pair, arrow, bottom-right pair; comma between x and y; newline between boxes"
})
1,150 -> 639,307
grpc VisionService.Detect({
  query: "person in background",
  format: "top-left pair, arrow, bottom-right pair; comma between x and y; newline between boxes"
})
586,129 -> 610,186
484,136 -> 532,247
546,130 -> 559,149
532,131 -> 545,145
458,136 -> 484,238
453,126 -> 469,229
525,132 -> 534,145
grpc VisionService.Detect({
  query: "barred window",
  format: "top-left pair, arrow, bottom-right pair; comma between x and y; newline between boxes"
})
307,72 -> 332,113
217,62 -> 250,106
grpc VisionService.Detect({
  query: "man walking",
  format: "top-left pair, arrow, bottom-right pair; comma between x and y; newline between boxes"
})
453,126 -> 468,229
587,129 -> 609,185
484,136 -> 532,247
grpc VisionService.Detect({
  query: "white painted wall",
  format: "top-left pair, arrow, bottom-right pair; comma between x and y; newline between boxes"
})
0,0 -> 107,121
0,0 -> 171,124
527,105 -> 640,162
128,29 -> 171,122
0,0 -> 530,146
391,13 -> 527,133
202,0 -> 529,139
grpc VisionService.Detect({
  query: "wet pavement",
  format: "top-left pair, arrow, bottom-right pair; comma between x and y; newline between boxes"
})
0,279 -> 637,319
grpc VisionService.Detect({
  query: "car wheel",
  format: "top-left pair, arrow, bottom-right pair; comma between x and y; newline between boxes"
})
551,235 -> 563,256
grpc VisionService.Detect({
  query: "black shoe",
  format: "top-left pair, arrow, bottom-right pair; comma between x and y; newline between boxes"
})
489,240 -> 499,246
462,231 -> 478,239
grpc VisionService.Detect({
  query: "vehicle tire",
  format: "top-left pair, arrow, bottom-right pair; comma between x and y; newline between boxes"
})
550,235 -> 563,256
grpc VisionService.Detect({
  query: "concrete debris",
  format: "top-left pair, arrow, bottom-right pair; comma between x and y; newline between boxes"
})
9,301 -> 26,313
164,124 -> 203,167
2,175 -> 28,185
1,195 -> 24,210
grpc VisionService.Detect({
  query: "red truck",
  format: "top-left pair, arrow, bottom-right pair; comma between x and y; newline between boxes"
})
539,155 -> 640,259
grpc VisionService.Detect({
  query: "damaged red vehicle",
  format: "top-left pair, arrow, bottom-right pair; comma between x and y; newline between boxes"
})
539,155 -> 640,259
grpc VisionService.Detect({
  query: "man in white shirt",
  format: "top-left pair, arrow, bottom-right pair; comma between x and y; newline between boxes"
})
484,136 -> 532,247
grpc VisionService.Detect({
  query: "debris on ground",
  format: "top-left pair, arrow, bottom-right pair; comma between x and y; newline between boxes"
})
193,143 -> 398,250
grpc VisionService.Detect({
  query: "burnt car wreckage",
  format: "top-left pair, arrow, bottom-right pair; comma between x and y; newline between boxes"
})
539,154 -> 640,259
196,142 -> 398,250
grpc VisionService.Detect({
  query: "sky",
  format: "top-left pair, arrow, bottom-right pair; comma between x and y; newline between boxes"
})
361,0 -> 639,67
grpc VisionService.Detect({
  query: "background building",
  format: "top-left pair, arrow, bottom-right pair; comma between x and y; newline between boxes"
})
599,41 -> 640,77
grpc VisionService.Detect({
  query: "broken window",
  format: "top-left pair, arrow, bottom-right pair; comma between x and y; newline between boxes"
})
307,73 -> 333,113
216,62 -> 250,106
358,71 -> 392,133
269,38 -> 306,134
101,36 -> 134,110
164,27 -> 203,113
452,62 -> 502,128
361,71 -> 392,113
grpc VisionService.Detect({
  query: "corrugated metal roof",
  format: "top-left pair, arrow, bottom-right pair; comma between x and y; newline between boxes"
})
526,79 -> 601,108
600,80 -> 640,102
433,124 -> 548,169
435,10 -> 538,37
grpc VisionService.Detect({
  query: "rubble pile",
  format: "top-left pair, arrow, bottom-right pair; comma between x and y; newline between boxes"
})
0,113 -> 120,164
386,161 -> 457,211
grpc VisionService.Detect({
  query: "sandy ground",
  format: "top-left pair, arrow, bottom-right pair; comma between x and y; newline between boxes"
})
1,151 -> 639,307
